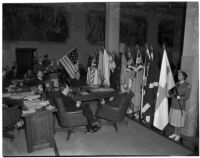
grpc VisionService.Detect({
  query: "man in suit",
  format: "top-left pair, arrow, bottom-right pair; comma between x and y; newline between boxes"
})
70,71 -> 85,87
100,83 -> 134,106
33,56 -> 45,74
31,70 -> 44,86
60,84 -> 100,132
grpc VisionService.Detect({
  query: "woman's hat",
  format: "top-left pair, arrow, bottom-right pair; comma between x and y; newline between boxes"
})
178,70 -> 188,79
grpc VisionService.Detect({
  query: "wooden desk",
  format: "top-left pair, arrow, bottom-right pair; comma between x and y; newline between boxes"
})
22,108 -> 57,153
70,90 -> 117,102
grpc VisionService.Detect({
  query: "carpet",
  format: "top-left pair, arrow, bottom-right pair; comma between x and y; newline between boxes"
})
2,116 -> 192,156
3,129 -> 55,156
54,117 -> 192,156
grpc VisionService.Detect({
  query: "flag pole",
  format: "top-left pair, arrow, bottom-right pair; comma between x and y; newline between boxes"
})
134,45 -> 139,75
163,44 -> 166,51
140,44 -> 148,119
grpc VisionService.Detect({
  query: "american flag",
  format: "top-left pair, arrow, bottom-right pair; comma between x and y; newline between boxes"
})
59,47 -> 79,79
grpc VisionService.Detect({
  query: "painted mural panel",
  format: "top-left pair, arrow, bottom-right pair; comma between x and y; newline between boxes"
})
120,15 -> 148,46
158,20 -> 175,47
3,4 -> 70,42
86,10 -> 106,44
86,11 -> 148,46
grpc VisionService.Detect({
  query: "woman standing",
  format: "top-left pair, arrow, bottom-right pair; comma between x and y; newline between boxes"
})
168,70 -> 191,141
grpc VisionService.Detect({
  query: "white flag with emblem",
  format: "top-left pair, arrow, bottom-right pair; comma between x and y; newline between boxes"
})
153,49 -> 175,130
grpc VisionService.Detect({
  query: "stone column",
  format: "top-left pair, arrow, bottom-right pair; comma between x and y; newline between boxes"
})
105,3 -> 120,54
181,2 -> 199,138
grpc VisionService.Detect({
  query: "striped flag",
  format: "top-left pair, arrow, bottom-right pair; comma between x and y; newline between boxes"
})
59,47 -> 79,79
153,49 -> 175,130
90,68 -> 95,83
109,52 -> 116,73
141,46 -> 160,126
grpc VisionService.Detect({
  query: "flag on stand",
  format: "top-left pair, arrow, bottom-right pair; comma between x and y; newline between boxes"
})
120,52 -> 127,86
131,47 -> 144,116
97,49 -> 103,85
141,46 -> 160,126
109,52 -> 116,73
59,47 -> 79,79
103,49 -> 110,86
153,49 -> 175,130
135,47 -> 143,72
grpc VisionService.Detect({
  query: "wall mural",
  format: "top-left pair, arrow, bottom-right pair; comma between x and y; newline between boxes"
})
86,11 -> 148,46
3,4 -> 70,42
158,20 -> 175,47
86,11 -> 105,44
120,15 -> 148,46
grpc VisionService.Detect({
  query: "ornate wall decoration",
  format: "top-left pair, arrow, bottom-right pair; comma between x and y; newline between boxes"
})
86,11 -> 105,44
120,15 -> 148,46
3,4 -> 70,42
158,20 -> 175,47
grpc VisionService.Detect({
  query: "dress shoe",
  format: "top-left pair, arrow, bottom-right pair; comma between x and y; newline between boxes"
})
91,125 -> 101,132
169,134 -> 177,139
174,135 -> 181,141
86,125 -> 98,133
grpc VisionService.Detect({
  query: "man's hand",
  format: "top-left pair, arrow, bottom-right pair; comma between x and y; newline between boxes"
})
76,101 -> 81,108
109,97 -> 114,102
100,99 -> 105,104
176,96 -> 181,100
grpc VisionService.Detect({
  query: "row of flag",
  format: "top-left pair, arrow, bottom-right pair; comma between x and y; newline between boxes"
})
59,47 -> 116,86
59,45 -> 175,131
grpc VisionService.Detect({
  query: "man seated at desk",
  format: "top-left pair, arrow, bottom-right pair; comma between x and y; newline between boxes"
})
99,83 -> 134,106
60,84 -> 100,132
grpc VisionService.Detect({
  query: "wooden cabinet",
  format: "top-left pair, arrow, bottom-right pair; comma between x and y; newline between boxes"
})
22,109 -> 56,153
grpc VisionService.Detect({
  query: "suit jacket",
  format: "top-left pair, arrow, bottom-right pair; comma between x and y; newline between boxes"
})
70,78 -> 85,87
33,62 -> 45,74
171,81 -> 191,110
60,93 -> 81,112
28,77 -> 44,87
105,91 -> 134,107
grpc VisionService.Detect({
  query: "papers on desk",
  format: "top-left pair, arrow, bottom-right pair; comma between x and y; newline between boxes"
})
39,100 -> 50,107
80,91 -> 90,95
8,92 -> 34,99
88,87 -> 115,93
3,93 -> 11,97
24,99 -> 50,110
22,109 -> 36,115
24,99 -> 42,110
24,95 -> 40,100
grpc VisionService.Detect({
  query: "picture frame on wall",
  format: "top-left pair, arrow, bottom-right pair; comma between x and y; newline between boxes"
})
158,19 -> 175,47
3,4 -> 70,42
120,15 -> 148,46
86,10 -> 105,45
